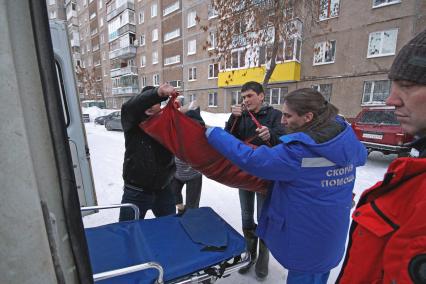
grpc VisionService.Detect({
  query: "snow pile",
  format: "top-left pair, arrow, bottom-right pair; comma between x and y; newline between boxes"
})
201,111 -> 230,128
82,107 -> 118,121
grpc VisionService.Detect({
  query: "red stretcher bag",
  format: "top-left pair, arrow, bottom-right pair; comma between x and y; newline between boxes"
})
139,95 -> 269,193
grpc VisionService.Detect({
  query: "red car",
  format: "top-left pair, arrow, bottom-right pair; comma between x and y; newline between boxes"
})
351,106 -> 414,157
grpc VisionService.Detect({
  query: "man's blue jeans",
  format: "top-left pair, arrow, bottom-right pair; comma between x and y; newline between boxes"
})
238,189 -> 265,230
119,183 -> 176,221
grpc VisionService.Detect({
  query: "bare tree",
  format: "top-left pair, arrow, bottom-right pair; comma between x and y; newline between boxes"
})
75,65 -> 103,101
200,0 -> 321,89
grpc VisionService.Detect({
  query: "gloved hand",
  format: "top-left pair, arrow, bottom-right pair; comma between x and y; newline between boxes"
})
205,127 -> 215,138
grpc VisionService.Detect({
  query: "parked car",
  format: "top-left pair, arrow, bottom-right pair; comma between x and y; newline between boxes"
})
94,111 -> 120,125
351,106 -> 414,157
104,111 -> 123,131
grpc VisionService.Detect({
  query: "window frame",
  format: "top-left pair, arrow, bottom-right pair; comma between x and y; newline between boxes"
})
188,67 -> 197,81
361,80 -> 391,106
187,11 -> 196,28
208,92 -> 218,107
187,39 -> 196,55
152,51 -> 158,64
153,74 -> 160,86
319,0 -> 340,21
151,2 -> 158,18
367,29 -> 398,58
313,40 -> 336,66
372,0 -> 401,8
152,28 -> 158,42
208,63 -> 219,79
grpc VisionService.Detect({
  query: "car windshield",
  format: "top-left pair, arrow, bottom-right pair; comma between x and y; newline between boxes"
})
359,110 -> 400,125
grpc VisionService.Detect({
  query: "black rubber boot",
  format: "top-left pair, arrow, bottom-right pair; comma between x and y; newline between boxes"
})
238,228 -> 258,274
255,239 -> 269,280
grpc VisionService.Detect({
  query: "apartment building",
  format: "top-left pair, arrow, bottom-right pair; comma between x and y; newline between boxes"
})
49,0 -> 425,115
216,0 -> 426,118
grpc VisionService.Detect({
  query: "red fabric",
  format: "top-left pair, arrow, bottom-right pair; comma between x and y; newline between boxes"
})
139,96 -> 269,193
337,158 -> 426,283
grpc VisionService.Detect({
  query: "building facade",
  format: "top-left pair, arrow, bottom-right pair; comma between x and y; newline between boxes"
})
49,0 -> 425,118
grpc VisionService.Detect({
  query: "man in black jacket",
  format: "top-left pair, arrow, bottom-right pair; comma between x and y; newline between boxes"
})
119,84 -> 176,221
225,81 -> 285,279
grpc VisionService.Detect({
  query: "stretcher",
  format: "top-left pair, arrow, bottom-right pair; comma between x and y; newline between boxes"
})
81,204 -> 250,283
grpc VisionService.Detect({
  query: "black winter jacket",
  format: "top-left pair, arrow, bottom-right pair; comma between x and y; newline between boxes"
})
121,87 -> 175,192
224,105 -> 285,146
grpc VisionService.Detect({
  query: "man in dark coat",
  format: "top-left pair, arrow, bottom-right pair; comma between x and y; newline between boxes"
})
337,28 -> 426,284
119,84 -> 176,221
225,81 -> 285,280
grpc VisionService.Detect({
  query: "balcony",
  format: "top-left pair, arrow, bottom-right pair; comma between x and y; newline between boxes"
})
106,1 -> 135,21
109,24 -> 136,42
110,66 -> 138,77
70,38 -> 80,47
112,86 -> 140,95
66,10 -> 77,21
109,45 -> 137,60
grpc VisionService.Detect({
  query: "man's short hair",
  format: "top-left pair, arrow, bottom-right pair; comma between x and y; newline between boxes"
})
241,81 -> 264,95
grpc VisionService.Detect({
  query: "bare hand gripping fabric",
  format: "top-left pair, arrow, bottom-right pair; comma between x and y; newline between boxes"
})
139,94 -> 270,193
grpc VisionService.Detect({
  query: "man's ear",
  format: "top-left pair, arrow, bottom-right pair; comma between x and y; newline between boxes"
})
304,112 -> 314,123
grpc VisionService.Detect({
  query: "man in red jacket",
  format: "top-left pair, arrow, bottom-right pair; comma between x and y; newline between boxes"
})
337,29 -> 426,283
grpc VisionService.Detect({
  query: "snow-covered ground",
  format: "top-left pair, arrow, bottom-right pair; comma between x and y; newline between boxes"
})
82,112 -> 394,283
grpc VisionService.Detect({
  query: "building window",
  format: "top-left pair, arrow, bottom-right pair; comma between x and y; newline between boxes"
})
98,0 -> 102,9
164,55 -> 180,66
231,90 -> 242,106
188,39 -> 196,55
189,94 -> 196,102
141,76 -> 147,88
49,10 -> 57,19
138,10 -> 144,24
208,63 -> 219,79
187,11 -> 196,28
152,29 -> 158,42
99,17 -> 104,27
285,37 -> 302,61
208,92 -> 218,107
367,29 -> 398,58
373,0 -> 401,8
140,34 -> 145,46
230,49 -> 246,69
140,55 -> 146,67
163,1 -> 179,16
208,32 -> 216,50
169,80 -> 182,88
48,0 -> 55,5
312,84 -> 333,102
264,88 -> 288,105
100,33 -> 104,44
151,2 -> 158,18
153,74 -> 160,86
152,51 -> 158,64
208,4 -> 218,19
164,29 -> 180,42
319,0 -> 340,21
313,40 -> 336,65
362,80 -> 391,105
188,67 -> 197,81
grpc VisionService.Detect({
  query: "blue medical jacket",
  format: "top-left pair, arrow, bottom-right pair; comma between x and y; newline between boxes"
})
207,120 -> 367,273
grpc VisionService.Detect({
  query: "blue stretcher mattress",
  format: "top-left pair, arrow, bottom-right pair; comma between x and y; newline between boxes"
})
85,207 -> 246,283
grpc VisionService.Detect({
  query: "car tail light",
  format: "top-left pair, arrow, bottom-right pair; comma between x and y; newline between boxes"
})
396,133 -> 405,145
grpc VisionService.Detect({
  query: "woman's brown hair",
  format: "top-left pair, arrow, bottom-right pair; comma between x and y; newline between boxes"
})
283,88 -> 339,132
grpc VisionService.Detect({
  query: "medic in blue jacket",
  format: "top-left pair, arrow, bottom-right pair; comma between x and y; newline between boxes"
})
207,88 -> 367,284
